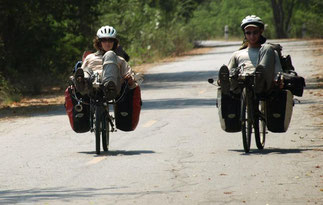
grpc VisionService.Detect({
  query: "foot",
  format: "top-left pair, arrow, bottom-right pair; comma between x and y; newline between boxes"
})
74,68 -> 85,92
103,81 -> 117,101
218,65 -> 230,95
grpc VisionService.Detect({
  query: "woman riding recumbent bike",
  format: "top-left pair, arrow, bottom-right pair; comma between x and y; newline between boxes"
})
65,25 -> 142,155
66,67 -> 142,155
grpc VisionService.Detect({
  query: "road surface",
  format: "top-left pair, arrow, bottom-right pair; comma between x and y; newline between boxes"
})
0,40 -> 322,204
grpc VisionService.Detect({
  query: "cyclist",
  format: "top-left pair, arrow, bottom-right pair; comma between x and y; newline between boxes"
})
74,25 -> 136,100
218,15 -> 283,95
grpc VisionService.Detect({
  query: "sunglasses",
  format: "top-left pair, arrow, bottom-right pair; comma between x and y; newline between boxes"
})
244,30 -> 260,35
100,38 -> 115,43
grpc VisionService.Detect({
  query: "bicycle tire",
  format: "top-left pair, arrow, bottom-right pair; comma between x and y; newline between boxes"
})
255,101 -> 266,149
102,111 -> 109,152
241,88 -> 252,153
95,106 -> 102,155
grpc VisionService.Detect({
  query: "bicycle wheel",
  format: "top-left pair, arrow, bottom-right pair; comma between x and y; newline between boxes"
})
95,106 -> 102,155
255,101 -> 266,149
241,88 -> 252,153
101,110 -> 109,152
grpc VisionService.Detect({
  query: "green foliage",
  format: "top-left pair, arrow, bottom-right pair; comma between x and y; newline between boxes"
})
0,0 -> 100,95
98,0 -> 195,65
0,73 -> 21,105
187,0 -> 274,40
187,0 -> 322,40
290,0 -> 323,38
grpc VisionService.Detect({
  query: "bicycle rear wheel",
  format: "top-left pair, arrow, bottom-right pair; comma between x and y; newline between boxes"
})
255,101 -> 266,149
95,106 -> 102,155
101,111 -> 109,152
241,88 -> 252,153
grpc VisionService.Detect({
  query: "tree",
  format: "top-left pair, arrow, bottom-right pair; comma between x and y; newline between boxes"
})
271,0 -> 296,38
0,0 -> 101,94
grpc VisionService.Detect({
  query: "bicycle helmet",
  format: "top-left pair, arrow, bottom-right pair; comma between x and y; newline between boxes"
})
97,25 -> 117,39
241,15 -> 264,30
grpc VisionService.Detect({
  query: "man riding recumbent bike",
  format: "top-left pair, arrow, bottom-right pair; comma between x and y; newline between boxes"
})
208,15 -> 305,153
209,62 -> 304,153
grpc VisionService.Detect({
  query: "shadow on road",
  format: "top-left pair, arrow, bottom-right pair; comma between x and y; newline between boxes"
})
142,98 -> 216,110
78,150 -> 156,156
229,147 -> 314,155
142,70 -> 218,90
0,104 -> 66,120
0,186 -> 168,204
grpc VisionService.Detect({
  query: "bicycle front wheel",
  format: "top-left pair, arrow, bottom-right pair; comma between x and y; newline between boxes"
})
95,106 -> 102,155
255,101 -> 266,149
101,111 -> 109,152
241,88 -> 252,153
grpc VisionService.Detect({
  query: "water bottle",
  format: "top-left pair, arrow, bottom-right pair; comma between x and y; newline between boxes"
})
134,73 -> 144,86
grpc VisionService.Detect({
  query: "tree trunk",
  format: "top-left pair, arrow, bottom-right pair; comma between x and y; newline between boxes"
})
271,0 -> 296,38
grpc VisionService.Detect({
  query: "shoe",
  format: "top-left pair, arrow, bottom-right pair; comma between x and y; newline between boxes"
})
103,81 -> 117,101
230,67 -> 240,79
218,65 -> 230,95
74,68 -> 85,92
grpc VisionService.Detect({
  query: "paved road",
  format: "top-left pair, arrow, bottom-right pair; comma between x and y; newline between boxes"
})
0,40 -> 322,204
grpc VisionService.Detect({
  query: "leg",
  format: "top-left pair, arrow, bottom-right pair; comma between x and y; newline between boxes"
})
256,44 -> 276,93
102,51 -> 121,100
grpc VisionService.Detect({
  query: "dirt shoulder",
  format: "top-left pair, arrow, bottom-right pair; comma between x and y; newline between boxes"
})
0,47 -> 212,120
305,40 -> 323,124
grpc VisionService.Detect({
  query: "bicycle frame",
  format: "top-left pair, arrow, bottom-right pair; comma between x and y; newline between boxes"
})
89,88 -> 115,133
238,72 -> 267,153
88,71 -> 117,155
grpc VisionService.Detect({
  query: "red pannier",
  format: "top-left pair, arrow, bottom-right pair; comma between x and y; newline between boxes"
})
115,85 -> 142,131
64,86 -> 91,133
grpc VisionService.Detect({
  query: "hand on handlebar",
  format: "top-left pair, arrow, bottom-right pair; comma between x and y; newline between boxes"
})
124,74 -> 135,86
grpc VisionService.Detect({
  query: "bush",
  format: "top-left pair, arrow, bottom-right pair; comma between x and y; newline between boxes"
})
0,73 -> 21,106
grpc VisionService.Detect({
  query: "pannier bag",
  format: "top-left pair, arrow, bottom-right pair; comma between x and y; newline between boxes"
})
281,72 -> 306,97
269,43 -> 305,97
266,90 -> 293,133
115,85 -> 142,131
64,86 -> 91,133
217,88 -> 241,132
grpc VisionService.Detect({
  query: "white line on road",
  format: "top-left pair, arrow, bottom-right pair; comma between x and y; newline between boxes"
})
142,120 -> 157,128
86,156 -> 106,165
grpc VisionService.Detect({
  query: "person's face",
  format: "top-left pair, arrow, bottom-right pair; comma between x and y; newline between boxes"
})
244,26 -> 262,46
100,38 -> 115,51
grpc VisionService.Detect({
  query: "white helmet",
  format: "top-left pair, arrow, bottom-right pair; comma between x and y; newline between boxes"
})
241,15 -> 264,30
97,25 -> 117,39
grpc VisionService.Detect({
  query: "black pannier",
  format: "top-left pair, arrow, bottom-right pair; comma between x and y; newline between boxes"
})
281,72 -> 306,97
266,90 -> 294,133
217,88 -> 241,132
64,86 -> 91,133
269,43 -> 306,97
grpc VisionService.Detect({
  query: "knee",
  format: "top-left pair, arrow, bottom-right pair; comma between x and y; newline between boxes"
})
261,44 -> 274,55
103,51 -> 118,63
